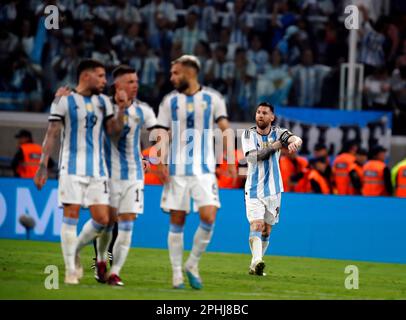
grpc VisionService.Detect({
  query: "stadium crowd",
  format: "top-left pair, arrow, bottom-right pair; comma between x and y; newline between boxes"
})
0,0 -> 406,134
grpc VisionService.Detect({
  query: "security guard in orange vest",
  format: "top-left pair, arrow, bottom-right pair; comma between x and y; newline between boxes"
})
279,148 -> 309,192
362,145 -> 392,197
391,158 -> 406,197
332,140 -> 358,195
348,148 -> 368,195
11,130 -> 45,178
308,156 -> 331,194
216,148 -> 246,189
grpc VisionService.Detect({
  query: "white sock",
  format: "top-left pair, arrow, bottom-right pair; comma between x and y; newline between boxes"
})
186,222 -> 214,268
96,225 -> 113,262
249,231 -> 262,265
110,221 -> 133,276
61,217 -> 78,273
76,219 -> 106,254
262,235 -> 270,256
168,224 -> 184,277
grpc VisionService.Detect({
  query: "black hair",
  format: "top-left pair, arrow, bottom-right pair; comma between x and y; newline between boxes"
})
256,101 -> 274,113
314,143 -> 327,151
112,65 -> 136,79
76,59 -> 105,80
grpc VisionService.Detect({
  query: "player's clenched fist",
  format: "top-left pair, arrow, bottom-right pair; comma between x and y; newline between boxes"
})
115,89 -> 129,111
34,164 -> 48,190
288,137 -> 302,153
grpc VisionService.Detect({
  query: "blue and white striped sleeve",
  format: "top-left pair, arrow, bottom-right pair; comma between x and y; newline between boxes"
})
241,130 -> 256,156
48,96 -> 67,122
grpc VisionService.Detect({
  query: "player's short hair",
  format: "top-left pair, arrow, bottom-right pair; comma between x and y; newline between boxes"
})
77,59 -> 105,79
314,142 -> 327,151
172,55 -> 201,72
112,65 -> 136,79
256,102 -> 275,113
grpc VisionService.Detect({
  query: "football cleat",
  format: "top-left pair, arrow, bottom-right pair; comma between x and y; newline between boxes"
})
184,264 -> 202,290
251,260 -> 266,276
95,261 -> 107,283
107,273 -> 124,286
172,274 -> 185,289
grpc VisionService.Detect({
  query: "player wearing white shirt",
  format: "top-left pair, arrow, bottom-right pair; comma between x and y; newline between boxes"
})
241,102 -> 302,276
96,65 -> 157,286
155,55 -> 236,289
34,59 -> 128,285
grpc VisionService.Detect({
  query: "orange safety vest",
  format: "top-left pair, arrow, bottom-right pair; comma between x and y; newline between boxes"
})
16,143 -> 42,178
395,165 -> 406,197
279,156 -> 309,192
308,169 -> 331,194
332,153 -> 356,195
142,147 -> 162,185
362,160 -> 388,196
216,150 -> 245,189
348,162 -> 363,195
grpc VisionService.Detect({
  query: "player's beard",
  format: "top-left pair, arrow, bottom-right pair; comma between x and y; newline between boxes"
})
256,120 -> 270,130
176,79 -> 189,93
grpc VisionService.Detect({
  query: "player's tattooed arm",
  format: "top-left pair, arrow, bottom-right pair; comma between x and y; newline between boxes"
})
106,89 -> 129,135
246,141 -> 282,163
287,135 -> 303,153
34,121 -> 62,190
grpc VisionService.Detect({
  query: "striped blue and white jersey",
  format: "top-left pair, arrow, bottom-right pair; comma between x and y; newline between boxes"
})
242,126 -> 289,199
105,100 -> 157,181
49,92 -> 114,178
157,87 -> 227,176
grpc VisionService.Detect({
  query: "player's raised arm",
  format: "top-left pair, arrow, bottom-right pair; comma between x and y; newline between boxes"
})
245,140 -> 283,163
285,133 -> 303,153
34,121 -> 62,190
105,89 -> 128,135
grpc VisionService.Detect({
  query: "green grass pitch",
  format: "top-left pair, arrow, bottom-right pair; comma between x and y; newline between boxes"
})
0,239 -> 405,300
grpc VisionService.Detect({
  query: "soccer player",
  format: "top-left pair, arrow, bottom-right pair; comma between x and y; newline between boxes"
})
34,59 -> 128,284
95,65 -> 158,286
242,102 -> 302,276
155,55 -> 236,289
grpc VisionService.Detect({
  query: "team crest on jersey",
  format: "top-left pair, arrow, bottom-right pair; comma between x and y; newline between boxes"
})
187,103 -> 194,112
134,117 -> 140,124
123,114 -> 129,125
86,103 -> 93,112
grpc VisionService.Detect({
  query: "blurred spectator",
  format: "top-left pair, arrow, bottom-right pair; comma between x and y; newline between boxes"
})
358,6 -> 387,75
332,140 -> 359,195
222,0 -> 253,49
7,50 -> 43,112
91,38 -> 120,72
391,65 -> 406,135
140,0 -> 177,36
290,49 -> 331,107
148,13 -> 174,74
313,142 -> 332,182
111,23 -> 143,60
216,146 -> 246,189
194,40 -> 211,83
173,6 -> 207,55
52,45 -> 80,89
348,148 -> 368,195
19,19 -> 35,57
77,19 -> 102,58
142,145 -> 163,185
112,0 -> 142,31
0,25 -> 19,65
257,49 -> 292,106
363,67 -> 391,110
391,157 -> 406,197
270,1 -> 297,50
276,25 -> 302,66
231,47 -> 257,121
279,147 -> 309,193
204,44 -> 234,97
11,129 -> 46,178
211,28 -> 239,61
192,0 -> 219,39
308,156 -> 331,194
362,145 -> 392,196
247,35 -> 268,75
129,41 -> 162,105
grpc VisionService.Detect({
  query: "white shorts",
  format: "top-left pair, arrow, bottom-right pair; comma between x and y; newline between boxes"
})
161,174 -> 220,213
58,175 -> 110,207
245,193 -> 282,226
110,179 -> 144,215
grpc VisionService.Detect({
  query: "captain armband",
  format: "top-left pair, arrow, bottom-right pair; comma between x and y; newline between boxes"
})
279,130 -> 294,147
